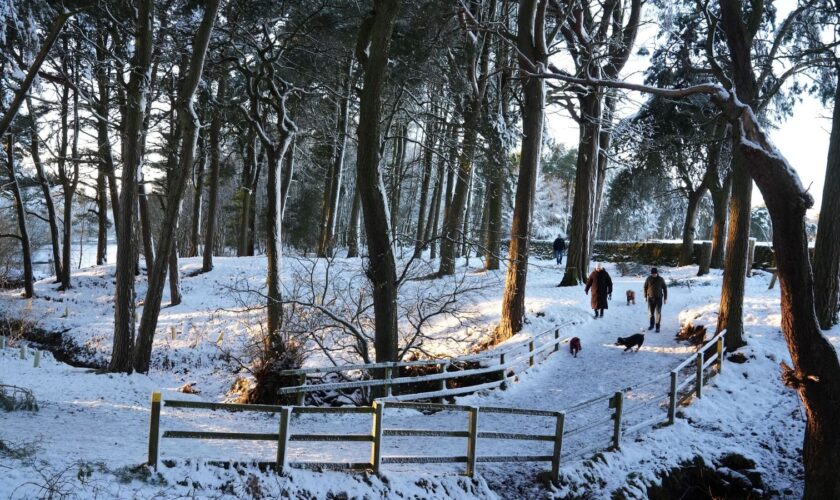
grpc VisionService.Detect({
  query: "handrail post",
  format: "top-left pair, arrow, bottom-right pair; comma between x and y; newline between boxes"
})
466,406 -> 479,477
277,407 -> 291,473
148,391 -> 162,469
529,340 -> 535,367
716,336 -> 724,374
550,411 -> 565,485
668,371 -> 678,425
695,352 -> 704,398
295,374 -> 306,406
611,391 -> 623,450
384,364 -> 393,398
370,401 -> 384,474
554,328 -> 560,352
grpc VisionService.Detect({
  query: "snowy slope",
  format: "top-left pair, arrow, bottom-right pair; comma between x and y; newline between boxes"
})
1,257 -> 836,498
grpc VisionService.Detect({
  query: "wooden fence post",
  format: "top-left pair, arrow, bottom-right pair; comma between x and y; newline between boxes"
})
497,353 -> 506,384
0,335 -> 6,349
148,391 -> 162,469
554,328 -> 560,352
384,365 -> 393,397
276,407 -> 291,473
716,336 -> 724,374
695,352 -> 704,398
33,350 -> 41,368
19,344 -> 26,359
370,401 -> 384,474
550,411 -> 565,484
611,391 -> 623,450
668,371 -> 678,425
295,374 -> 306,406
529,340 -> 535,367
466,406 -> 479,477
698,242 -> 712,276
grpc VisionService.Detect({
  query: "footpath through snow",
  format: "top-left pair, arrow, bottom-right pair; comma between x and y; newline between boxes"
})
1,257 -> 836,498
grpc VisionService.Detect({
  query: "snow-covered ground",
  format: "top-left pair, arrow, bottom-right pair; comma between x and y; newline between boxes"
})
1,255 -> 837,498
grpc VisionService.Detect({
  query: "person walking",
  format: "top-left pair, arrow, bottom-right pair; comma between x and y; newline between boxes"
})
553,234 -> 566,265
584,263 -> 613,318
644,267 -> 668,332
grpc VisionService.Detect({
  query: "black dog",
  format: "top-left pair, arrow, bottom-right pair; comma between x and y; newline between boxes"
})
569,337 -> 582,357
616,334 -> 644,352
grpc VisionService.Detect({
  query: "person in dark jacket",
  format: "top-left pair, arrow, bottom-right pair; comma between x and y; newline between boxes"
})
643,267 -> 668,332
584,263 -> 613,318
552,235 -> 566,264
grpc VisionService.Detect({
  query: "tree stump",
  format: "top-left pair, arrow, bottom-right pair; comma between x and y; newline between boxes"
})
698,242 -> 712,276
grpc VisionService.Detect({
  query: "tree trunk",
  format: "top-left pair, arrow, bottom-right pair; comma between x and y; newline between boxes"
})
679,189 -> 707,266
266,139 -> 293,337
346,185 -> 362,258
238,105 -> 258,257
560,92 -> 602,285
813,75 -> 840,330
188,126 -> 206,258
497,0 -> 545,341
202,72 -> 226,273
133,0 -> 221,373
425,151 -> 445,260
354,0 -> 402,368
317,74 -> 350,257
95,170 -> 108,265
94,29 -> 120,240
591,94 -> 615,252
27,99 -> 62,280
710,172 -> 732,269
280,138 -> 295,219
484,159 -> 503,270
5,135 -> 34,298
413,100 -> 437,258
56,59 -> 74,290
110,0 -> 154,373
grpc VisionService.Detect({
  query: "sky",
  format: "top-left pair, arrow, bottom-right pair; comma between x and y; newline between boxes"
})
544,3 -> 832,217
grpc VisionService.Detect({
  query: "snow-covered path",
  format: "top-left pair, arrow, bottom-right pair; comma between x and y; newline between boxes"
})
1,257 -> 831,498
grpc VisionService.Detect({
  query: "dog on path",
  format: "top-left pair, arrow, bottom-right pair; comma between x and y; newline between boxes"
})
616,333 -> 644,352
626,290 -> 635,305
569,337 -> 582,357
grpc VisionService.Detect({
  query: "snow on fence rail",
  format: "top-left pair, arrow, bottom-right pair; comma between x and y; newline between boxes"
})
146,330 -> 727,483
275,322 -> 577,404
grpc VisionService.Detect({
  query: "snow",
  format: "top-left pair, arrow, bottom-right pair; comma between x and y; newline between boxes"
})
1,256 -> 836,498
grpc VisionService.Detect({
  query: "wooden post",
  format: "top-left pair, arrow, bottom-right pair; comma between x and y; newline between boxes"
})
716,337 -> 724,374
611,391 -> 623,450
148,391 -> 162,468
550,411 -> 565,484
554,328 -> 560,352
668,371 -> 678,425
33,350 -> 41,368
698,242 -> 712,276
466,406 -> 479,477
384,365 -> 393,397
370,400 -> 384,474
19,344 -> 26,360
0,335 -> 6,349
295,374 -> 306,406
497,353 -> 506,385
695,352 -> 704,398
276,407 -> 291,473
529,340 -> 535,367
435,362 -> 447,403
746,238 -> 756,277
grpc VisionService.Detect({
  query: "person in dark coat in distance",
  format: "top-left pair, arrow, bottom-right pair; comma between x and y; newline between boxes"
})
644,267 -> 668,332
584,263 -> 613,318
553,235 -> 566,265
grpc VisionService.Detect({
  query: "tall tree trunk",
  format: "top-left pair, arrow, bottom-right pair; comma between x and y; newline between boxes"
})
459,170 -> 474,259
346,185 -> 362,258
813,74 -> 840,330
678,189 -> 708,266
27,98 -> 62,280
354,0 -> 402,369
413,100 -> 437,258
110,0 -> 154,373
591,94 -> 615,253
266,139 -> 293,337
133,0 -> 221,373
56,53 -> 74,290
710,172 -> 732,269
203,72 -> 226,273
280,138 -> 295,218
5,135 -> 34,298
317,74 -> 350,257
94,29 -> 120,240
484,160 -> 503,270
188,126 -> 207,258
560,92 -> 602,285
138,171 -> 155,270
497,0 -> 545,341
388,124 -> 406,245
237,104 -> 258,256
95,170 -> 108,265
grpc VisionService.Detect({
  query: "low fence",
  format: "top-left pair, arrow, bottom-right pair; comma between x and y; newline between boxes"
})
147,331 -> 726,483
275,322 -> 576,404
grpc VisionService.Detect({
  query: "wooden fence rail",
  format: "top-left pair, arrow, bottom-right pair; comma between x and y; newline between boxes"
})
275,322 -> 576,404
147,330 -> 727,484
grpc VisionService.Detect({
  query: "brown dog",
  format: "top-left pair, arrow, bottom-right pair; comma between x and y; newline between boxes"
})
570,337 -> 582,357
626,290 -> 636,305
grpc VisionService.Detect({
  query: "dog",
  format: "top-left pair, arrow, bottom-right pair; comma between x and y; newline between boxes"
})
616,333 -> 644,352
569,337 -> 582,357
626,290 -> 635,305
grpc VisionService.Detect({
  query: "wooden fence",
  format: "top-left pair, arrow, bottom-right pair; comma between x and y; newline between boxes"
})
147,331 -> 726,483
275,322 -> 576,404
